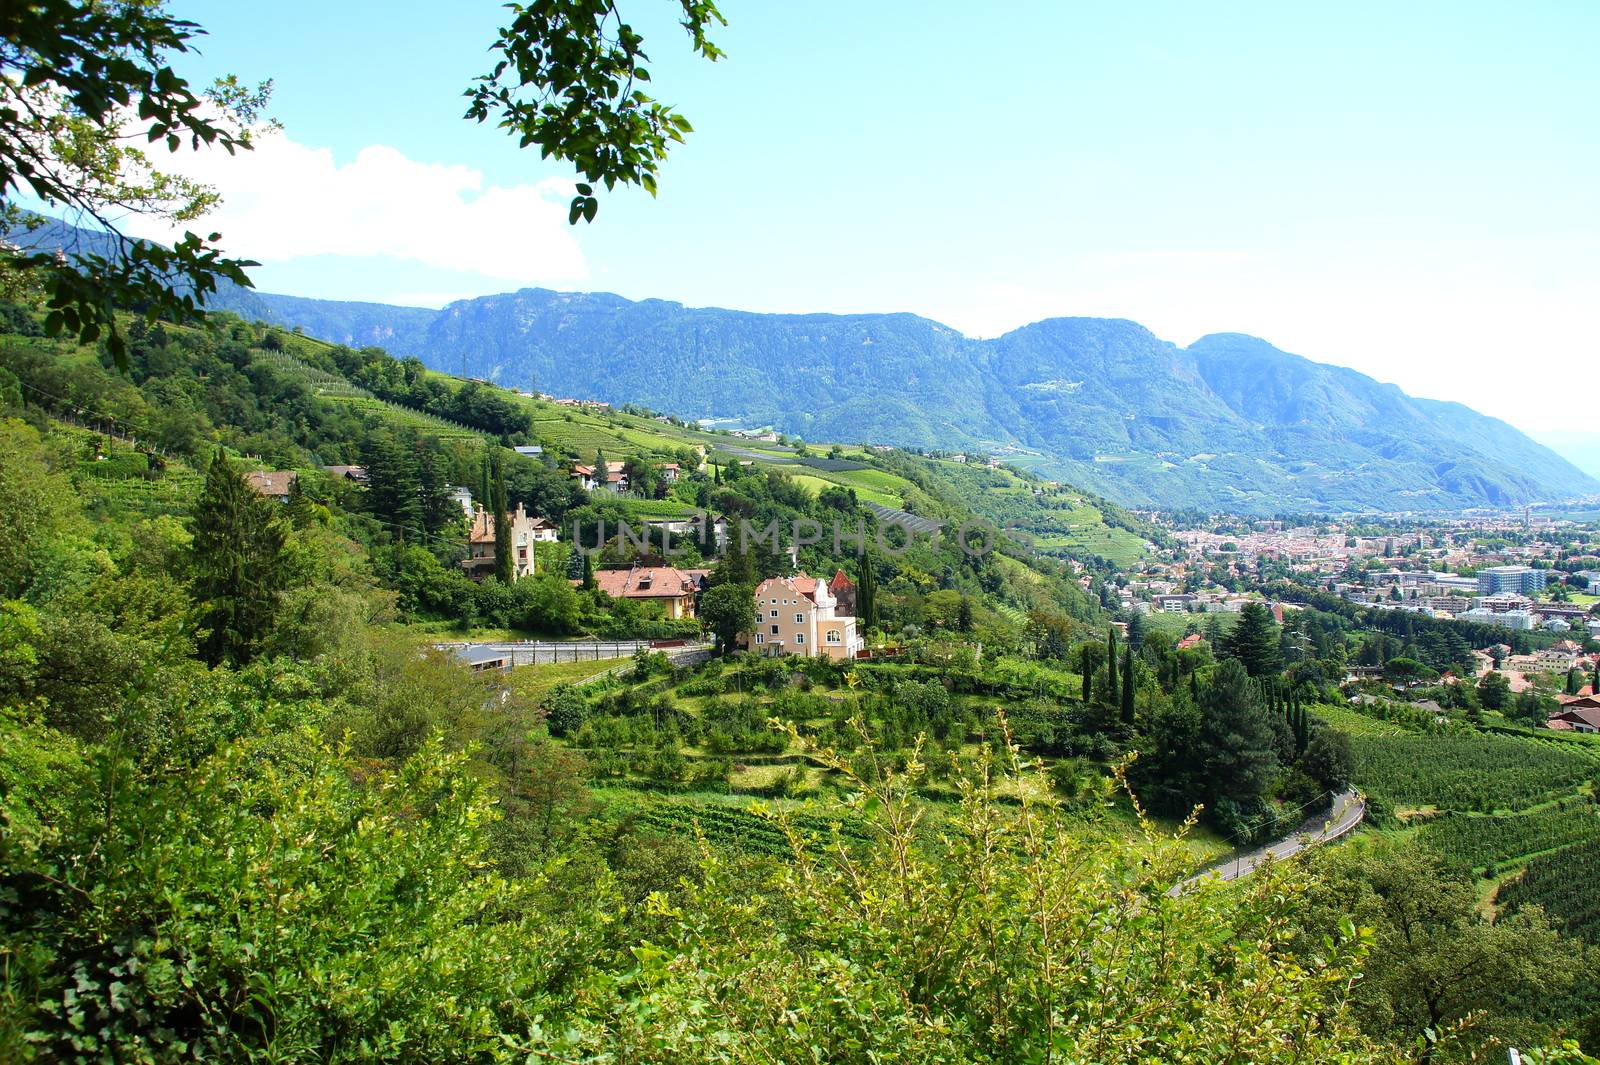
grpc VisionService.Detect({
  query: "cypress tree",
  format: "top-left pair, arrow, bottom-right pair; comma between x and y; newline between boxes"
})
858,554 -> 878,630
491,451 -> 513,583
1593,660 -> 1599,695
1566,668 -> 1581,696
191,450 -> 288,666
1106,629 -> 1120,708
1121,647 -> 1136,725
581,550 -> 596,591
1081,644 -> 1093,704
478,448 -> 491,510
1190,669 -> 1200,701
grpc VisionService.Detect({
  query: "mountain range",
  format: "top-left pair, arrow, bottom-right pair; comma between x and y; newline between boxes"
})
206,284 -> 1596,513
15,216 -> 1593,512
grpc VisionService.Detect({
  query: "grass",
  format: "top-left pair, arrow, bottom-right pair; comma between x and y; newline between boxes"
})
505,657 -> 632,704
788,472 -> 902,509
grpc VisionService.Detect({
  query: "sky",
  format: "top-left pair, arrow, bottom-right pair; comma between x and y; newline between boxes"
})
137,1 -> 1599,447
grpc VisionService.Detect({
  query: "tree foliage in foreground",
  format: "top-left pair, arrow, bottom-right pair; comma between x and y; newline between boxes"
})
0,0 -> 268,363
0,712 -> 1394,1063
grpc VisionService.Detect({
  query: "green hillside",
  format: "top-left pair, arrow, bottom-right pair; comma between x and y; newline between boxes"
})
210,285 -> 1600,513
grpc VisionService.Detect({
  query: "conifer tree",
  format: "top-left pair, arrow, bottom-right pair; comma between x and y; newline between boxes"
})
284,472 -> 314,529
582,549 -> 596,590
191,450 -> 288,666
1221,602 -> 1282,678
364,431 -> 422,539
1121,647 -> 1136,726
418,445 -> 455,538
491,451 -> 513,583
1198,658 -> 1280,813
1566,668 -> 1581,696
1081,644 -> 1093,704
478,449 -> 491,509
592,448 -> 607,489
858,554 -> 878,631
1106,629 -> 1120,708
956,596 -> 973,633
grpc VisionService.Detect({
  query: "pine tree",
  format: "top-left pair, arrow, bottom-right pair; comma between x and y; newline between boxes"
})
1121,647 -> 1136,726
1081,644 -> 1093,704
191,450 -> 288,666
364,431 -> 422,539
491,451 -> 513,583
418,444 -> 455,538
1198,658 -> 1280,812
1221,602 -> 1282,678
284,473 -> 314,529
1106,628 -> 1120,709
858,554 -> 878,631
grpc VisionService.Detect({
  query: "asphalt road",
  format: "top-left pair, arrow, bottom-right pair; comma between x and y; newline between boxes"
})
1169,789 -> 1365,896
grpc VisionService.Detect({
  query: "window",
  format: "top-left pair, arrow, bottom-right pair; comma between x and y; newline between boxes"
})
794,613 -> 804,624
794,634 -> 804,645
770,609 -> 778,618
755,633 -> 764,644
826,630 -> 841,644
771,624 -> 779,635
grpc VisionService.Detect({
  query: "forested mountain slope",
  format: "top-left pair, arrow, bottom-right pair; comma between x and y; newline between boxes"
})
19,217 -> 1592,511
208,285 -> 1596,513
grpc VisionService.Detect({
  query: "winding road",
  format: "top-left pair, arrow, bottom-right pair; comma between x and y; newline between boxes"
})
1169,789 -> 1365,897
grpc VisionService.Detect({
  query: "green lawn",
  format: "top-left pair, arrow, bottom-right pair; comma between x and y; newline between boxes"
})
506,657 -> 630,704
788,472 -> 902,508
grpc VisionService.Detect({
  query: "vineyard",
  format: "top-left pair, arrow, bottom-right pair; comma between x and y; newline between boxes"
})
620,796 -> 873,860
320,394 -> 485,441
1415,801 -> 1600,876
1497,837 -> 1600,940
1347,731 -> 1594,812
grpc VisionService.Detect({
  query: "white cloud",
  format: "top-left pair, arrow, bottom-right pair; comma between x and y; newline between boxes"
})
122,130 -> 587,284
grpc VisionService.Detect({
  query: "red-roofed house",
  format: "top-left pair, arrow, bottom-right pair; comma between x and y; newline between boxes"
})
1177,633 -> 1205,651
745,572 -> 862,660
828,569 -> 857,617
592,565 -> 700,618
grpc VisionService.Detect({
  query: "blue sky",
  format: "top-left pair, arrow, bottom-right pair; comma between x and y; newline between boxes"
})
153,1 -> 1599,448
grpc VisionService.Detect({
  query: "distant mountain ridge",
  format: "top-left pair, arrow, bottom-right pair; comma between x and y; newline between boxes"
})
203,284 -> 1593,513
15,218 -> 1588,511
